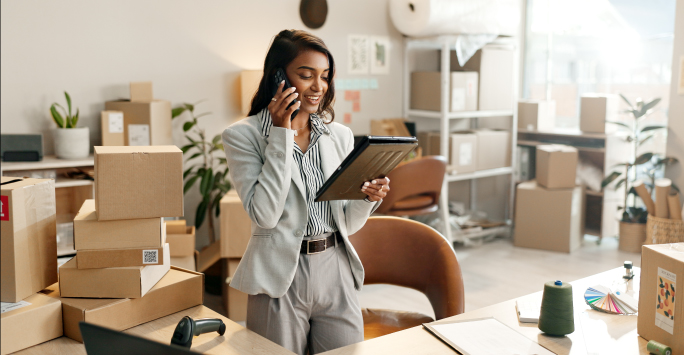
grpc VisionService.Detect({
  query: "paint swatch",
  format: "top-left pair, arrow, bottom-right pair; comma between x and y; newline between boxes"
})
584,285 -> 638,315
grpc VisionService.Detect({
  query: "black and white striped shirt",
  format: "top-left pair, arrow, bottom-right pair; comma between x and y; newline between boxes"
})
259,109 -> 337,236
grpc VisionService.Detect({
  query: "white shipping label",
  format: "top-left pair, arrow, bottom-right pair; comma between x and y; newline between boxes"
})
655,267 -> 676,334
142,250 -> 159,264
108,112 -> 124,133
128,124 -> 150,146
1,300 -> 32,314
466,79 -> 476,97
451,88 -> 466,111
459,142 -> 473,166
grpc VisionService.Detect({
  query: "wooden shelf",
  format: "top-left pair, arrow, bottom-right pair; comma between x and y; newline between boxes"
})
408,109 -> 514,120
446,167 -> 513,182
1,155 -> 94,172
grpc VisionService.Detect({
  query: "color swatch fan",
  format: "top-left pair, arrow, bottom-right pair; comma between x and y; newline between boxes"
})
584,285 -> 638,315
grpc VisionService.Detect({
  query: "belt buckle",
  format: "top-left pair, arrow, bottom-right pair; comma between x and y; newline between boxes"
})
307,238 -> 326,255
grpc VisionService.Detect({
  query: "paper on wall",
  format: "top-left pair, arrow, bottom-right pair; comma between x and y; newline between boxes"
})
348,35 -> 369,75
370,36 -> 390,75
128,124 -> 150,146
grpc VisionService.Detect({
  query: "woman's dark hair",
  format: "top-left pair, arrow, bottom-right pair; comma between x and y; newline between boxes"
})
248,29 -> 335,122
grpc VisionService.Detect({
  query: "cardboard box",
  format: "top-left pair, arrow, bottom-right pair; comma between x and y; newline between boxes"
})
42,266 -> 204,342
104,100 -> 172,146
74,199 -> 165,250
59,243 -> 170,298
0,292 -> 62,355
638,243 -> 684,353
518,100 -> 556,131
370,119 -> 412,137
475,129 -> 511,170
76,239 -> 166,269
130,81 -> 153,102
514,181 -> 584,253
166,219 -> 187,234
171,256 -> 196,272
449,131 -> 477,174
536,145 -> 578,189
167,225 -> 196,257
1,177 -> 58,302
94,146 -> 183,221
101,111 -> 125,146
220,191 -> 252,258
410,71 -> 478,112
223,258 -> 248,322
579,94 -> 618,133
446,45 -> 514,111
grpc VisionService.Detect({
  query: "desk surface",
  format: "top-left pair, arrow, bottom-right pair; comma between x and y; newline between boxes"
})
322,267 -> 648,355
14,305 -> 295,355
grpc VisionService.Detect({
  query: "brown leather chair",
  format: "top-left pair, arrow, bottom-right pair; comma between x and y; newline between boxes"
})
348,216 -> 464,340
374,155 -> 447,216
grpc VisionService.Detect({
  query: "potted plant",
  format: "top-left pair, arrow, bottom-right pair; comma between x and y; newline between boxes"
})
172,101 -> 231,244
601,94 -> 678,252
50,91 -> 90,159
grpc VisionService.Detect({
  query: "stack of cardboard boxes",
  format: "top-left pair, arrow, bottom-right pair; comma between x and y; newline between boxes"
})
1,177 -> 62,354
219,190 -> 251,322
514,145 -> 584,253
417,129 -> 511,174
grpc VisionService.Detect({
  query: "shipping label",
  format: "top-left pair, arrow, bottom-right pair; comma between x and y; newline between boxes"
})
451,88 -> 466,111
108,112 -> 124,133
1,300 -> 31,314
128,124 -> 150,146
0,195 -> 8,221
459,142 -> 473,166
656,267 -> 676,334
143,249 -> 159,264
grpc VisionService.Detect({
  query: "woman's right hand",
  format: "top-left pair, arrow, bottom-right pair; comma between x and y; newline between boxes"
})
268,81 -> 300,129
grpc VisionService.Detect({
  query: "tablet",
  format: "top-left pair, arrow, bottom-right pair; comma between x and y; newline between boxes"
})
315,136 -> 418,202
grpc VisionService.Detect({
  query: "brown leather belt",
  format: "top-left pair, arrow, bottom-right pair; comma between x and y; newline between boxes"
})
300,232 -> 341,254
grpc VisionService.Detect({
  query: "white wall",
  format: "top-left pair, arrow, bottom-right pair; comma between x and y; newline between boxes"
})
666,0 -> 684,192
0,0 -> 404,247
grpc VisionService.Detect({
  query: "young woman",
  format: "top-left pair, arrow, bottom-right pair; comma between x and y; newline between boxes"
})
222,29 -> 390,355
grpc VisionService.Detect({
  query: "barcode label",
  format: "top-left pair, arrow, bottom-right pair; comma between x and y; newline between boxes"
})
142,250 -> 158,264
1,300 -> 31,314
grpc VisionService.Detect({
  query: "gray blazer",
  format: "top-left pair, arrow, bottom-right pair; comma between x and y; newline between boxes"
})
222,111 -> 380,298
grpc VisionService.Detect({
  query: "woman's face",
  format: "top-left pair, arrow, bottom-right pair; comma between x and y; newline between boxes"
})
285,50 -> 329,114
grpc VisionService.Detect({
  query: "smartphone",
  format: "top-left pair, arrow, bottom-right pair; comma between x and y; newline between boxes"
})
272,68 -> 299,121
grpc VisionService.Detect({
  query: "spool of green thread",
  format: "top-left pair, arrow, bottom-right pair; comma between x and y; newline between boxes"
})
538,280 -> 575,336
647,340 -> 672,355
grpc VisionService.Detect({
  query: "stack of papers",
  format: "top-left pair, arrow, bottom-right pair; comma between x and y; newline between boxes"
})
515,299 -> 540,323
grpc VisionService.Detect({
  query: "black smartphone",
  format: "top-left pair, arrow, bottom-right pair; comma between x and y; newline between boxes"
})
272,68 -> 299,121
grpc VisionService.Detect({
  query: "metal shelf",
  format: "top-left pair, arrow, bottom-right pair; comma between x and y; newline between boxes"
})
408,109 -> 514,120
446,167 -> 513,183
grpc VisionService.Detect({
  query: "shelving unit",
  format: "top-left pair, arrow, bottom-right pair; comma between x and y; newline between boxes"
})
403,36 -> 520,243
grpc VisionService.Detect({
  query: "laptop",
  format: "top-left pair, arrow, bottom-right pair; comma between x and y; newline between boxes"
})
80,322 -> 200,355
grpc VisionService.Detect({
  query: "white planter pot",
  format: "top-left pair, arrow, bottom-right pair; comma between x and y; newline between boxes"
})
53,127 -> 90,159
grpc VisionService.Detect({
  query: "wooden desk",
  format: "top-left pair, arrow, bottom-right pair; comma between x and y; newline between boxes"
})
14,305 -> 294,355
322,267 -> 648,355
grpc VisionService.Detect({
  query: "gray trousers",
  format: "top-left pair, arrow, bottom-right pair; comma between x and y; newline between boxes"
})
246,233 -> 364,355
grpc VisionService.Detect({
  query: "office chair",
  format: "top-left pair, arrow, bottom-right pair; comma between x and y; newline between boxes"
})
348,216 -> 465,340
373,155 -> 447,216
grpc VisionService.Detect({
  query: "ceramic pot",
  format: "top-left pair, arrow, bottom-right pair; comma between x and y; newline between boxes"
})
618,221 -> 647,253
53,127 -> 90,159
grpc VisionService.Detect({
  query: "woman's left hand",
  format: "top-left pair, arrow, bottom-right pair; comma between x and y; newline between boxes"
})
361,177 -> 390,202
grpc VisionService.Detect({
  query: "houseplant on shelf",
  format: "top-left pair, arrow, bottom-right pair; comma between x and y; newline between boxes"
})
172,101 -> 230,244
49,91 -> 90,159
601,94 -> 678,252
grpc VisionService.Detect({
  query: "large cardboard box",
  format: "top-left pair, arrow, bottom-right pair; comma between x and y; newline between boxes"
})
42,266 -> 204,342
0,293 -> 62,354
475,129 -> 511,170
579,94 -> 618,133
410,71 -> 478,112
101,111 -> 125,146
167,222 -> 196,257
220,191 -> 252,258
638,243 -> 684,353
94,145 -> 183,221
514,181 -> 584,253
171,255 -> 196,271
223,258 -> 248,322
76,240 -> 166,269
104,99 -> 172,146
536,145 -> 578,189
59,243 -> 170,298
449,131 -> 477,174
74,199 -> 165,250
518,100 -> 556,131
1,177 -> 58,302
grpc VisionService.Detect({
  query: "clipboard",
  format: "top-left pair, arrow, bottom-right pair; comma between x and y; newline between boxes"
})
315,136 -> 418,202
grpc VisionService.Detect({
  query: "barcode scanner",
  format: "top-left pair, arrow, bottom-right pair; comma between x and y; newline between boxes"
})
171,316 -> 226,348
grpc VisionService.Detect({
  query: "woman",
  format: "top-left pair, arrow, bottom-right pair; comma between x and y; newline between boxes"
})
222,29 -> 390,355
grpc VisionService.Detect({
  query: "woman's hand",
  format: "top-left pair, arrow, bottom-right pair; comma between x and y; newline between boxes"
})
362,177 -> 390,202
268,81 -> 301,130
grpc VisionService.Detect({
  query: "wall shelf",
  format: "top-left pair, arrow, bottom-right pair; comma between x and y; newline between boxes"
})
446,167 -> 513,183
1,155 -> 94,172
407,109 -> 514,120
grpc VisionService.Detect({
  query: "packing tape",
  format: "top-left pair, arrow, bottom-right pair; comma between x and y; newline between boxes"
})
633,180 -> 655,215
646,340 -> 672,355
654,179 -> 671,219
667,191 -> 682,220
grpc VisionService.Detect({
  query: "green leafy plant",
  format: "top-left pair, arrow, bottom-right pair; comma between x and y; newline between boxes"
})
172,101 -> 230,244
601,94 -> 678,223
49,91 -> 80,128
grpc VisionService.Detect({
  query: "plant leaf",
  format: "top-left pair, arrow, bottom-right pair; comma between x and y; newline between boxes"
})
212,135 -> 221,145
71,108 -> 79,128
618,93 -> 633,109
183,175 -> 200,194
212,192 -> 223,217
172,107 -> 186,118
218,157 -> 227,165
184,103 -> 195,112
606,121 -> 630,130
615,178 -> 626,189
195,112 -> 212,120
635,152 -> 654,165
195,199 -> 208,229
657,157 -> 678,166
199,168 -> 214,195
638,133 -> 655,147
64,91 -> 72,117
50,105 -> 65,128
611,163 -> 631,169
183,121 -> 195,132
180,143 -> 197,154
672,183 -> 680,193
183,167 -> 194,179
601,171 -> 622,189
186,152 -> 202,161
640,125 -> 667,133
639,98 -> 661,116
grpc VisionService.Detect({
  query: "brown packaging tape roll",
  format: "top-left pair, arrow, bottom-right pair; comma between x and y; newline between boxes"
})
667,191 -> 682,220
654,178 -> 671,219
633,180 -> 655,215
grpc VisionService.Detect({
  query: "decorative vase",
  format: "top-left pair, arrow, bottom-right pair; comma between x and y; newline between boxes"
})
53,127 -> 90,159
618,221 -> 647,253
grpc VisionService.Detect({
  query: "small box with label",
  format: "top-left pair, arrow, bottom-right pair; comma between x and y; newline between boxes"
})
410,71 -> 478,112
104,82 -> 171,146
101,110 -> 125,146
1,292 -> 63,354
449,131 -> 478,174
517,100 -> 556,131
75,238 -> 167,269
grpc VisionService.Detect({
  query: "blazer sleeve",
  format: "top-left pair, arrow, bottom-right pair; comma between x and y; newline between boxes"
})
222,125 -> 294,229
341,127 -> 382,236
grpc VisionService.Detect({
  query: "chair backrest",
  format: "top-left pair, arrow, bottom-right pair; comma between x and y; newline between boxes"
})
374,155 -> 447,215
348,216 -> 464,319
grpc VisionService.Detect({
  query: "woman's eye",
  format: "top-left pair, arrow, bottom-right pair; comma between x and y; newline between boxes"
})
300,76 -> 312,80
322,77 -> 329,81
